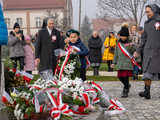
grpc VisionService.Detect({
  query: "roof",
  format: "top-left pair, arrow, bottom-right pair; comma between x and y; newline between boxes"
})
92,18 -> 134,32
3,0 -> 66,10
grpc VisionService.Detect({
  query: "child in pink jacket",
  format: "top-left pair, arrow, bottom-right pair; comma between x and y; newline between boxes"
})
24,36 -> 35,74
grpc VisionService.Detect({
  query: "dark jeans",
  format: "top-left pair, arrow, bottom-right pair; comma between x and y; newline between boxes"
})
11,57 -> 24,71
80,68 -> 86,81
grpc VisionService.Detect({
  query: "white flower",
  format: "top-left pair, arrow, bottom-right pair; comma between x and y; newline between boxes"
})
20,113 -> 24,119
67,80 -> 73,86
62,77 -> 69,82
14,109 -> 17,116
15,104 -> 20,110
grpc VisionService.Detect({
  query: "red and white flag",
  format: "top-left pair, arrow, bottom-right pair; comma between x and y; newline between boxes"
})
1,91 -> 13,104
21,71 -> 33,84
15,70 -> 21,77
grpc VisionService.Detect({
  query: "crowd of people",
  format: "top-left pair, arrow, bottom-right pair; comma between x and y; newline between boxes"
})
7,3 -> 160,100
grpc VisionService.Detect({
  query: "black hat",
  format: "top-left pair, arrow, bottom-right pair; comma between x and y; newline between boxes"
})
13,22 -> 20,29
66,29 -> 80,37
119,26 -> 129,37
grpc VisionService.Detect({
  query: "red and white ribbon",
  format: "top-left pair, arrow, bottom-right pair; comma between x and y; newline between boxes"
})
118,42 -> 141,70
91,82 -> 103,92
84,89 -> 100,104
81,93 -> 90,108
34,96 -> 43,113
59,46 -> 72,81
108,99 -> 125,111
29,85 -> 41,90
58,46 -> 81,80
47,90 -> 72,120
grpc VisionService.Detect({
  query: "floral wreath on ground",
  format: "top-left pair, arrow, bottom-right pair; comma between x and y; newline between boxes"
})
2,46 -> 126,120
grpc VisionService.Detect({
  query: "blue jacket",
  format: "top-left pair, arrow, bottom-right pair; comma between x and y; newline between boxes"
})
0,4 -> 8,45
69,39 -> 89,69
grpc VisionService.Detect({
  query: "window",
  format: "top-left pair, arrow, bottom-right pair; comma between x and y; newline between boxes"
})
16,18 -> 23,27
35,17 -> 41,28
5,18 -> 10,28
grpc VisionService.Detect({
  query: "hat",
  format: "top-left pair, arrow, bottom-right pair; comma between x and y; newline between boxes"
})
25,35 -> 31,41
146,4 -> 160,15
66,29 -> 80,37
13,23 -> 20,29
119,26 -> 129,37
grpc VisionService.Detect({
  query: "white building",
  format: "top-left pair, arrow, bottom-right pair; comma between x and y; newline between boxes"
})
3,0 -> 73,36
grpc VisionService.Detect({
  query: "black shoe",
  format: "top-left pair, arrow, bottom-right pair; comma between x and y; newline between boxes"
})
139,86 -> 151,99
121,89 -> 129,98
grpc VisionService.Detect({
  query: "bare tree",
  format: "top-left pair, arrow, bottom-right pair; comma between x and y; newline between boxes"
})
98,0 -> 160,25
46,9 -> 71,31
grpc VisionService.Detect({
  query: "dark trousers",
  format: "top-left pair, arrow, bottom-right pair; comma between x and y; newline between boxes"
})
107,60 -> 113,72
80,68 -> 86,81
119,77 -> 129,89
11,57 -> 24,71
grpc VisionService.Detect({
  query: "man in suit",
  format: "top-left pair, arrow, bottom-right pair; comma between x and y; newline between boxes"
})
35,18 -> 64,80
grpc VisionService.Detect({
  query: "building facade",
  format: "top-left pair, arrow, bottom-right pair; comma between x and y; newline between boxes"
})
3,0 -> 73,36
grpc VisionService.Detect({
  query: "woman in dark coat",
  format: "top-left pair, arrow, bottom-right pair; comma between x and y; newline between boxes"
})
88,31 -> 102,76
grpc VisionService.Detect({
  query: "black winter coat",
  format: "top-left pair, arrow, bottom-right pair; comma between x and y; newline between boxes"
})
35,28 -> 64,72
88,36 -> 102,63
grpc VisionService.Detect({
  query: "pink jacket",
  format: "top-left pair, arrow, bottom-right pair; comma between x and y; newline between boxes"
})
24,45 -> 35,71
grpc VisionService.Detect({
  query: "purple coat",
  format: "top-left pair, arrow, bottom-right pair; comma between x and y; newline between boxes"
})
24,45 -> 35,71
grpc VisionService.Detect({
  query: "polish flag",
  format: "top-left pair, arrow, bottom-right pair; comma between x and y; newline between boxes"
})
22,71 -> 33,84
15,70 -> 21,77
1,91 -> 13,104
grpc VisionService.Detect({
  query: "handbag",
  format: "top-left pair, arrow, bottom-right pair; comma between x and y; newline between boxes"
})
108,38 -> 115,53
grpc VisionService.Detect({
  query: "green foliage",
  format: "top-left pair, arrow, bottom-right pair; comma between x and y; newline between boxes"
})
58,54 -> 81,79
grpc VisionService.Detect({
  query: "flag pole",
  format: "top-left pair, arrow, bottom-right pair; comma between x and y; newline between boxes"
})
0,0 -> 3,95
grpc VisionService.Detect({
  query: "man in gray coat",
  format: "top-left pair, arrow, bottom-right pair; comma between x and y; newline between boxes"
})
134,4 -> 160,99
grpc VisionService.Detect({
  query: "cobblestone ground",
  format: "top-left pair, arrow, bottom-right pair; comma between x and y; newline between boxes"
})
1,81 -> 160,120
83,81 -> 160,120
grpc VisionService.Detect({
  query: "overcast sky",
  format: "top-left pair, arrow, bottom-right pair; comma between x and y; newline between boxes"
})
72,0 -> 97,29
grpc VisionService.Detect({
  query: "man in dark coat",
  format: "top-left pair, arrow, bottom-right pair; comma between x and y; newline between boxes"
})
134,4 -> 160,99
88,31 -> 102,76
35,18 -> 64,80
